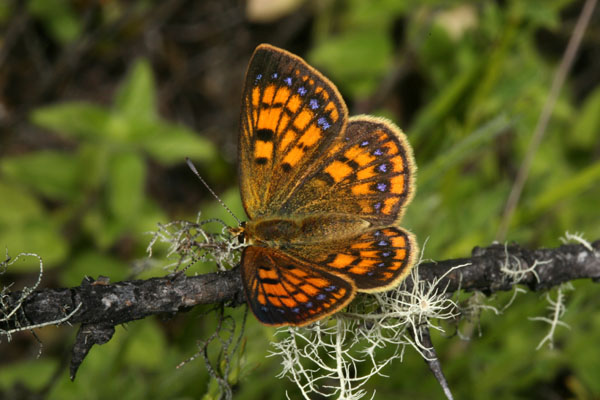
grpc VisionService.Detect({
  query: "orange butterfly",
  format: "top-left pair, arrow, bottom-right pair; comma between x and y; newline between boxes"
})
237,44 -> 417,326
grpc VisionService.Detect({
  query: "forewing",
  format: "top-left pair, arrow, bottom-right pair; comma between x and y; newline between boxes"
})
241,246 -> 355,326
239,44 -> 348,219
285,227 -> 417,292
280,116 -> 416,226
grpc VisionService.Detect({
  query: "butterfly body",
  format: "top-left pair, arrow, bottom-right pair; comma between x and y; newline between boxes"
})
237,44 -> 417,326
244,214 -> 371,247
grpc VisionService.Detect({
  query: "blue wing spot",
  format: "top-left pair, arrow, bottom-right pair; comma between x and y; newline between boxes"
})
260,306 -> 268,312
325,285 -> 337,292
378,164 -> 388,173
292,307 -> 301,313
382,251 -> 392,257
378,240 -> 389,247
377,182 -> 387,192
373,148 -> 383,156
272,72 -> 278,79
317,117 -> 331,130
374,202 -> 382,211
298,86 -> 307,96
284,77 -> 292,86
377,262 -> 386,267
360,140 -> 369,147
309,99 -> 319,109
305,301 -> 314,308
317,294 -> 327,300
255,74 -> 263,81
367,271 -> 374,276
277,308 -> 285,314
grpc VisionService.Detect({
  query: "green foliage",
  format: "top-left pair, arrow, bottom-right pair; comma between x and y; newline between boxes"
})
0,180 -> 68,269
28,0 -> 81,44
0,359 -> 59,391
1,58 -> 217,269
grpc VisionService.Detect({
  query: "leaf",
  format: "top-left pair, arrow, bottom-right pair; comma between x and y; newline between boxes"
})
0,220 -> 68,270
31,103 -> 111,140
570,86 -> 600,148
107,151 -> 145,221
0,151 -> 81,201
0,181 -> 68,270
82,206 -> 126,250
139,122 -> 218,165
309,31 -> 392,98
28,0 -> 81,44
114,58 -> 157,121
0,180 -> 44,225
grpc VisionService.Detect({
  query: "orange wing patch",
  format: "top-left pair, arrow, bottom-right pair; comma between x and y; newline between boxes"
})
324,161 -> 353,183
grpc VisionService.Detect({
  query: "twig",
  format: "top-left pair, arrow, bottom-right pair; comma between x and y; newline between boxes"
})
1,240 -> 599,378
414,325 -> 454,400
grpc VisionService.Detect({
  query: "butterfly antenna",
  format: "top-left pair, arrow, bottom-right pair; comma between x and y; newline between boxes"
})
185,158 -> 242,226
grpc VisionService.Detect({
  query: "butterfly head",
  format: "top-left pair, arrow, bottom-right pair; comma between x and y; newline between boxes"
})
229,222 -> 247,245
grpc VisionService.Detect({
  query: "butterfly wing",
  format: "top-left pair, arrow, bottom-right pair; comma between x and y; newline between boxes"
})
238,45 -> 418,326
239,44 -> 348,220
279,116 -> 416,226
241,246 -> 355,326
285,227 -> 417,292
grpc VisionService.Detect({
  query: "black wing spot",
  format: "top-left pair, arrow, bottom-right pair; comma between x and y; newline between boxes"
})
256,157 -> 268,165
339,156 -> 359,170
257,129 -> 274,141
282,163 -> 292,172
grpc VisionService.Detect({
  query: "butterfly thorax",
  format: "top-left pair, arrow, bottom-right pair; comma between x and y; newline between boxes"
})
243,214 -> 370,247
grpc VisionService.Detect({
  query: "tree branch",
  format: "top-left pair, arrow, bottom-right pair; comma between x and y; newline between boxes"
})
2,240 -> 599,378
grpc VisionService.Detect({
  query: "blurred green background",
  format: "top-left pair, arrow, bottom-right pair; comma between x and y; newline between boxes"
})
1,0 -> 599,399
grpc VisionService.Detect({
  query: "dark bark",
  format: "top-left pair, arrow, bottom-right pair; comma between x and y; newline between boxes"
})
2,240 -> 599,378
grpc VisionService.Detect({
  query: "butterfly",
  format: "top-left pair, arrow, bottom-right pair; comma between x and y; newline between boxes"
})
236,44 -> 417,326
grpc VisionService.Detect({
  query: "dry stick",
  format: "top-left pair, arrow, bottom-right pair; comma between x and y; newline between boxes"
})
2,240 -> 599,380
416,326 -> 454,400
496,0 -> 598,241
